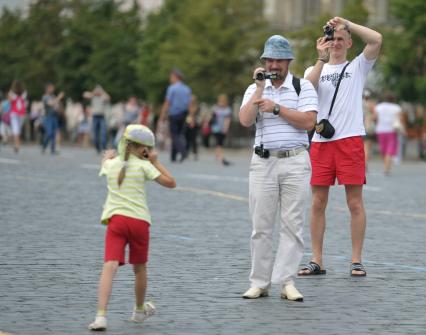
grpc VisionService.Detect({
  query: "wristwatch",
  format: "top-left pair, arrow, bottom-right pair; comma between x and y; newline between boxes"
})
273,104 -> 280,115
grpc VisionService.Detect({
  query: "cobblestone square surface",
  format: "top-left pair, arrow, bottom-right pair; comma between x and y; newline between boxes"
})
1,145 -> 425,335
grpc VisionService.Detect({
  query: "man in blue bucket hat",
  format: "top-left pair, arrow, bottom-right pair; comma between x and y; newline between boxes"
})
239,35 -> 318,301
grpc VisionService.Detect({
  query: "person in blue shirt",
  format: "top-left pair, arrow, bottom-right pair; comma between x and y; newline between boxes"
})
160,68 -> 192,162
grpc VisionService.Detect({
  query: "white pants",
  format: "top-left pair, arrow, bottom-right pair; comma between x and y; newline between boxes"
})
10,113 -> 25,136
248,150 -> 311,289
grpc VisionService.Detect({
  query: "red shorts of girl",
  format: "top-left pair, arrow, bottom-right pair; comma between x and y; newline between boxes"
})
104,215 -> 150,265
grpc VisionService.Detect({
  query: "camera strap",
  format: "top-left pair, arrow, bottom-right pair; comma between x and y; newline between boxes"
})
326,61 -> 350,119
256,104 -> 265,146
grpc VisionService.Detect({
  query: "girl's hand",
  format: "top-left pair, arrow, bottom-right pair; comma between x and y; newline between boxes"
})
103,149 -> 116,161
253,67 -> 267,89
145,148 -> 158,163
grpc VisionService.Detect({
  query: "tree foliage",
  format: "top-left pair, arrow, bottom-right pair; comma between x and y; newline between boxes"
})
381,0 -> 426,103
0,0 -> 423,105
135,0 -> 268,104
0,0 -> 142,101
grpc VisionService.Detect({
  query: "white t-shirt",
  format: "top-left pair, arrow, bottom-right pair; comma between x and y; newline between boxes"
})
240,73 -> 318,150
310,53 -> 376,142
374,102 -> 402,133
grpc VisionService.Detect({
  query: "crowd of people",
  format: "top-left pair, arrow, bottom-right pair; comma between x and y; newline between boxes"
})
0,78 -> 236,166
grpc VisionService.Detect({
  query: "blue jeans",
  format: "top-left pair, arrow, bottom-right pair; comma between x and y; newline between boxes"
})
92,115 -> 107,153
42,114 -> 58,153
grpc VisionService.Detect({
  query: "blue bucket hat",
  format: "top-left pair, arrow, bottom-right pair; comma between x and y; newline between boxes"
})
260,35 -> 294,60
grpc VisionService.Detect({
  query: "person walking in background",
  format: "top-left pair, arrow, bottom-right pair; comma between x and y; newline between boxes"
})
29,101 -> 44,143
84,85 -> 110,154
160,68 -> 192,162
374,93 -> 403,175
8,80 -> 27,153
42,83 -> 64,155
0,92 -> 12,145
299,17 -> 382,277
362,89 -> 376,168
55,102 -> 66,152
140,100 -> 151,127
211,94 -> 232,166
89,124 -> 176,331
123,96 -> 141,126
239,35 -> 318,301
76,104 -> 91,148
200,104 -> 212,148
185,94 -> 200,160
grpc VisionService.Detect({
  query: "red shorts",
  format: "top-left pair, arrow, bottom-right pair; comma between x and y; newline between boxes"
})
104,215 -> 150,266
310,136 -> 366,186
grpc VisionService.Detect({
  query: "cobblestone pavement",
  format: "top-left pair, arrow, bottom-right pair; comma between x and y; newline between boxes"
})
1,145 -> 425,335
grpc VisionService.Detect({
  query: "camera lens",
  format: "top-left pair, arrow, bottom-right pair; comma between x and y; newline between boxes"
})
255,72 -> 265,81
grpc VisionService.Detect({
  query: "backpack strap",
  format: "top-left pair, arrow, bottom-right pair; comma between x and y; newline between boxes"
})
292,76 -> 301,96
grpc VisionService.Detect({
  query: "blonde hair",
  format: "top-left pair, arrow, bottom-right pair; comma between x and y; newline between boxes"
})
335,24 -> 351,36
117,141 -> 144,187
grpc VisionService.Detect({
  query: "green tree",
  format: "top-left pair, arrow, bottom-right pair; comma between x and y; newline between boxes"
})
58,0 -> 143,101
135,0 -> 268,104
0,8 -> 29,94
381,0 -> 425,103
23,0 -> 66,98
0,0 -> 143,101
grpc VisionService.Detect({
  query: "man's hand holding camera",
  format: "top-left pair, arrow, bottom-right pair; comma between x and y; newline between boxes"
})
326,16 -> 350,32
253,98 -> 276,114
316,37 -> 331,63
253,67 -> 267,89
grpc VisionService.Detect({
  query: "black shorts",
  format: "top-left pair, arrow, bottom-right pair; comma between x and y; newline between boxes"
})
214,133 -> 226,146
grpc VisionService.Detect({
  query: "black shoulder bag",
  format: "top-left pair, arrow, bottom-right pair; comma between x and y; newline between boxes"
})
315,62 -> 350,139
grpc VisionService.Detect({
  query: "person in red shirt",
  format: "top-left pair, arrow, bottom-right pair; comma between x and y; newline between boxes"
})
8,80 -> 27,153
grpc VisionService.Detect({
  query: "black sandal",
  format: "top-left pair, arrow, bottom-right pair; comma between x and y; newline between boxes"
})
298,261 -> 326,276
350,262 -> 367,277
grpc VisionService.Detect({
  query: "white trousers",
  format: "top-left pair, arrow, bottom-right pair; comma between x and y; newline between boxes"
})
248,150 -> 311,289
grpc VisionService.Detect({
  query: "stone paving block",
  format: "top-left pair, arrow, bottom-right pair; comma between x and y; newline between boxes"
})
0,146 -> 425,334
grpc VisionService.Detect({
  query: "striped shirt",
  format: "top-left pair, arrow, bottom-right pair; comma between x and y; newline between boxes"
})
99,155 -> 161,225
241,73 -> 318,150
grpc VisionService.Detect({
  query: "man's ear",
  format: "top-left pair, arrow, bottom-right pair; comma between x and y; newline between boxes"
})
347,38 -> 353,49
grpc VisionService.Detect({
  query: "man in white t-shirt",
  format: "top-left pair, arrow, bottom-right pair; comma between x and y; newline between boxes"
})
299,17 -> 382,277
239,35 -> 318,301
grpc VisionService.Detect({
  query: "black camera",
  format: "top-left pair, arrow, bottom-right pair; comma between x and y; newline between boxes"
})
315,119 -> 335,139
254,144 -> 270,158
323,25 -> 334,41
255,72 -> 279,81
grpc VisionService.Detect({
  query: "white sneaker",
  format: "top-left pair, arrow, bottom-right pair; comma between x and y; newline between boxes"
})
242,287 -> 269,299
88,315 -> 107,331
131,301 -> 156,323
281,284 -> 303,302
